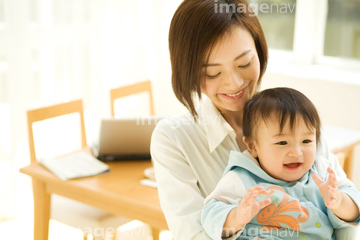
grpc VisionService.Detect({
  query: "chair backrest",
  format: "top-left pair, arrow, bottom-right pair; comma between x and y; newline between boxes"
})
110,80 -> 154,117
332,141 -> 359,180
27,99 -> 87,163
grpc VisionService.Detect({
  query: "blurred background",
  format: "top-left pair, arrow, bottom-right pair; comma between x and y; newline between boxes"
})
0,0 -> 360,239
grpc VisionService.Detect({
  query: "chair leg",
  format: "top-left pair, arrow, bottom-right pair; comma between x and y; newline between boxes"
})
112,223 -> 158,240
83,232 -> 106,240
93,235 -> 105,240
151,227 -> 160,240
112,228 -> 118,240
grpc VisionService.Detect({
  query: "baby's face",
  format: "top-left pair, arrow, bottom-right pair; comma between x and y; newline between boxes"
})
250,117 -> 317,182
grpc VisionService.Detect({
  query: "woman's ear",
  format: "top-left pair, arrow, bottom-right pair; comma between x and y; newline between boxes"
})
242,136 -> 258,158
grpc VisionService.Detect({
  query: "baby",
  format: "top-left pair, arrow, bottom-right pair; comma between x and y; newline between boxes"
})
201,87 -> 360,239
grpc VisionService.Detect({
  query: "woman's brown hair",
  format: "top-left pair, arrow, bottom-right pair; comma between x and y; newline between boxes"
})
169,0 -> 268,118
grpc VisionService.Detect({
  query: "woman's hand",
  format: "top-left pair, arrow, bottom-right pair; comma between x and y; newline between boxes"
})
312,167 -> 342,209
235,186 -> 272,225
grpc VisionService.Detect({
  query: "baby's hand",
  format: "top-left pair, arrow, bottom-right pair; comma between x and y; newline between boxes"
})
312,167 -> 342,209
235,186 -> 271,225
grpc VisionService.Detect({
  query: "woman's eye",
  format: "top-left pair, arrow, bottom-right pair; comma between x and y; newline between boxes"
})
303,139 -> 312,144
277,141 -> 287,145
206,72 -> 221,79
238,61 -> 251,69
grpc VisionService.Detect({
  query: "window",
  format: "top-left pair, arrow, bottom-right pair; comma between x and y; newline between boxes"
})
29,0 -> 38,22
0,0 -> 5,22
0,0 -> 6,104
249,0 -> 296,51
0,72 -> 6,103
324,0 -> 360,60
248,0 -> 360,68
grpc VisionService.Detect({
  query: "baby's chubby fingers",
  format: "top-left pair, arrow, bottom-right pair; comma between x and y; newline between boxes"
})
235,186 -> 272,225
326,189 -> 341,209
241,186 -> 270,207
312,172 -> 324,188
244,186 -> 269,199
327,167 -> 338,188
313,168 -> 342,209
326,181 -> 339,203
257,198 -> 272,209
327,186 -> 338,198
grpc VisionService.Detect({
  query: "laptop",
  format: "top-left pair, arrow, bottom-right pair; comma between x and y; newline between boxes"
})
94,116 -> 161,161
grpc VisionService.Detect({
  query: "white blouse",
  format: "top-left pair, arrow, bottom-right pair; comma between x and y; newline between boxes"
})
151,96 -> 238,239
150,96 -> 358,240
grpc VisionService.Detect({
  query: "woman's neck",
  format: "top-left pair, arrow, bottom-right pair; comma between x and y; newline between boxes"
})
220,110 -> 243,132
220,110 -> 247,151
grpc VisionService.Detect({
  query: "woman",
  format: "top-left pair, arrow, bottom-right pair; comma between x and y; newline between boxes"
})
150,0 -> 358,239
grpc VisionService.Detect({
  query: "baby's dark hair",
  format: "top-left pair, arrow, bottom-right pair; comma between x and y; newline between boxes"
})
243,87 -> 321,144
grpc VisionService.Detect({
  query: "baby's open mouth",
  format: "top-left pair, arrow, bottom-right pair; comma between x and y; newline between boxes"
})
284,163 -> 302,168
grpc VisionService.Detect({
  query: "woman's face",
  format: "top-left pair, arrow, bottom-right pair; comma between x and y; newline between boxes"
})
201,27 -> 260,114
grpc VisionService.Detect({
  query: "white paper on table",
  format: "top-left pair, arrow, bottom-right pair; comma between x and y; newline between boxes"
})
39,151 -> 110,181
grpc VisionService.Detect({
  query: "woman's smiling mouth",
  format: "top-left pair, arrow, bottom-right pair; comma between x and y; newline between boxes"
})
220,86 -> 248,100
226,90 -> 243,97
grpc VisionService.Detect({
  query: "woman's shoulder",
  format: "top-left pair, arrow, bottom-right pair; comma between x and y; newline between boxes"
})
150,113 -> 208,166
153,113 -> 201,136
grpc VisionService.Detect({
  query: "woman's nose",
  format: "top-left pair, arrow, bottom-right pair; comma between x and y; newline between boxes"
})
224,71 -> 244,88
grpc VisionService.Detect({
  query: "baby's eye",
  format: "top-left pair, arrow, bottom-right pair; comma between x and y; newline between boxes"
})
303,139 -> 312,144
277,141 -> 287,145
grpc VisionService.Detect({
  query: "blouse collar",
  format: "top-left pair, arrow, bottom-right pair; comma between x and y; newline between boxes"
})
198,96 -> 235,153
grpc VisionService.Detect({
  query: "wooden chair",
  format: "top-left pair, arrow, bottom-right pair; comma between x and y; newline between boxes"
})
110,80 -> 155,117
27,99 -> 130,240
27,100 -> 87,163
323,125 -> 360,181
110,81 -> 162,240
332,141 -> 360,180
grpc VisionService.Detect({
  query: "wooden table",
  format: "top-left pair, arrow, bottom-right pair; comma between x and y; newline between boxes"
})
20,160 -> 167,240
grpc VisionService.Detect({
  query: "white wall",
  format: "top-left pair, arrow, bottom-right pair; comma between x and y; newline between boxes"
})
151,0 -> 189,117
261,69 -> 360,132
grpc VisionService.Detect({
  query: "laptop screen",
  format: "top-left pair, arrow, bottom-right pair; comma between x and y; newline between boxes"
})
95,116 -> 161,161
